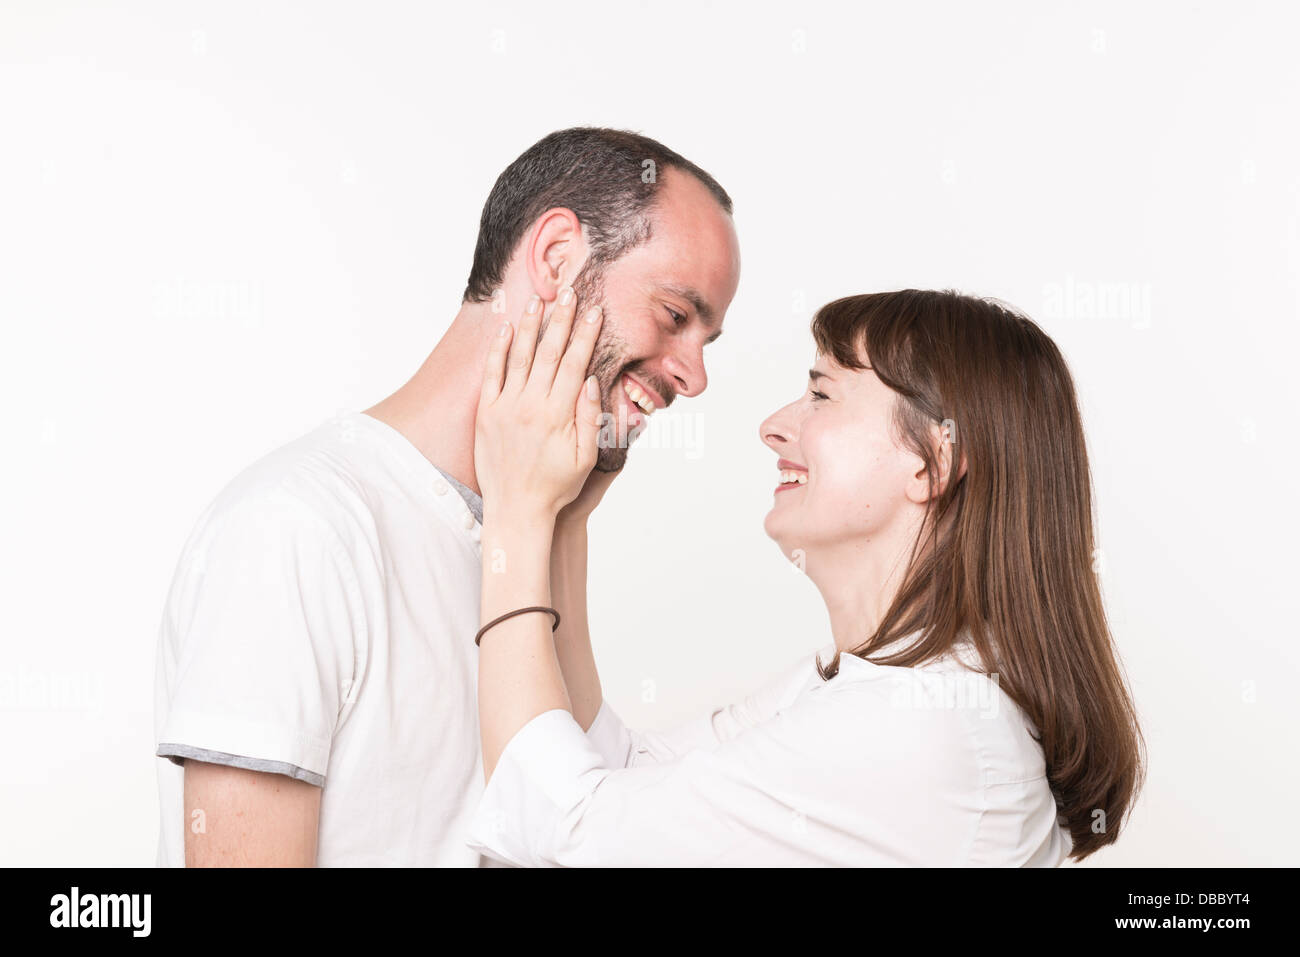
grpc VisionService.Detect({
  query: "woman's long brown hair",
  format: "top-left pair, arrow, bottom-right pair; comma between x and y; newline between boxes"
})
810,289 -> 1144,861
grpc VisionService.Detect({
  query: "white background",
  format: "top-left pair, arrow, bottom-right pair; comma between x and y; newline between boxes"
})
2,1 -> 1296,866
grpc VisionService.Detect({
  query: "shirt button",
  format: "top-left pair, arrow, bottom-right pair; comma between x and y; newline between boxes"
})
433,479 -> 449,495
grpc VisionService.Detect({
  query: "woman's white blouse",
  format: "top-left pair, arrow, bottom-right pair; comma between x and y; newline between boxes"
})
466,640 -> 1073,867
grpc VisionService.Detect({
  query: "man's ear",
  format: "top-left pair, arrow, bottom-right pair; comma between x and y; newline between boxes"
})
904,419 -> 968,505
524,207 -> 587,303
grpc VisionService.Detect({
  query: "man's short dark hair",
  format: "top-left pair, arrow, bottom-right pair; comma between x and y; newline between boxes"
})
462,127 -> 733,303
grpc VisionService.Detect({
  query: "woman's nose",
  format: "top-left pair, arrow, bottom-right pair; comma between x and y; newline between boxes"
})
759,403 -> 796,453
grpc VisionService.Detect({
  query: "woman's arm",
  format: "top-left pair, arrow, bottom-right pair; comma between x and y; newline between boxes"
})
478,508 -> 568,780
473,286 -> 606,781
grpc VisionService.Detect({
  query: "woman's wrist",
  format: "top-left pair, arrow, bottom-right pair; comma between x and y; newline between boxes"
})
482,502 -> 558,538
481,515 -> 554,624
482,509 -> 556,579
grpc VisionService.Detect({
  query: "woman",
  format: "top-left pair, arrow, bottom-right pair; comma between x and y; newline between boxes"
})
466,288 -> 1145,866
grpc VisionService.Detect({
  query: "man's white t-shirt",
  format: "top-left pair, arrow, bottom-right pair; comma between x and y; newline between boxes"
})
153,410 -> 489,866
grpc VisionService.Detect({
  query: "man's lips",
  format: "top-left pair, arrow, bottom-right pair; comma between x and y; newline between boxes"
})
614,373 -> 672,431
621,373 -> 664,414
609,376 -> 647,430
775,458 -> 808,494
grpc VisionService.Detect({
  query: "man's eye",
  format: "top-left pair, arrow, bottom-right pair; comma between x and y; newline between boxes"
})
667,308 -> 687,326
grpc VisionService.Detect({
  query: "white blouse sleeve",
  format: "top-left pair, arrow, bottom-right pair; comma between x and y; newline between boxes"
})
582,648 -> 823,770
466,663 -> 1058,867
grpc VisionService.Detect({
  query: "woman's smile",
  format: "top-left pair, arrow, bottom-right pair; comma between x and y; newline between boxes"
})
774,458 -> 808,494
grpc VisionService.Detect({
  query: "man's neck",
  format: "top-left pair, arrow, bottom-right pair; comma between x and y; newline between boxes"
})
364,304 -> 491,496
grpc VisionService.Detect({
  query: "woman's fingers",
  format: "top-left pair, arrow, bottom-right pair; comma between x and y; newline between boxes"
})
475,289 -> 605,520
525,286 -> 578,398
503,294 -> 544,393
575,374 -> 602,468
553,305 -> 604,400
479,320 -> 514,406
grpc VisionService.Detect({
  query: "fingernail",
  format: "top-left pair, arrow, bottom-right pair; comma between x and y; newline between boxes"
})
585,306 -> 602,324
526,295 -> 540,314
558,286 -> 574,306
497,322 -> 509,337
587,376 -> 599,400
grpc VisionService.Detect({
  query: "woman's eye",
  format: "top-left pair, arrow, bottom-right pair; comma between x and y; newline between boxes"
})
809,389 -> 830,402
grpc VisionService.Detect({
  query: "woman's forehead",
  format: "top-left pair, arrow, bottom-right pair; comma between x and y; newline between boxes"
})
812,349 -> 874,375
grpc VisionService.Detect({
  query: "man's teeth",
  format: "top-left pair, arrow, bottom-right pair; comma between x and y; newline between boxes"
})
780,470 -> 808,485
622,378 -> 655,415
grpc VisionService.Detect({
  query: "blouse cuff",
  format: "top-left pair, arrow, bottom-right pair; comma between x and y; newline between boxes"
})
583,698 -> 634,769
466,709 -> 607,867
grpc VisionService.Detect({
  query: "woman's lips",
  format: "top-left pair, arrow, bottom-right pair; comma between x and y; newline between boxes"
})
775,460 -> 808,494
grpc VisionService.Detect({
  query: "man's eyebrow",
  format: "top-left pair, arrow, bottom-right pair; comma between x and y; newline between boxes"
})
656,281 -> 717,327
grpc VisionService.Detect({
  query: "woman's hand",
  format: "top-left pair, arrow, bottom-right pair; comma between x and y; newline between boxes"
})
475,287 -> 606,526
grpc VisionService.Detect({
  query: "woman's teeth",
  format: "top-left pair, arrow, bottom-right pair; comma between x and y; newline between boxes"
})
622,377 -> 655,415
780,470 -> 808,485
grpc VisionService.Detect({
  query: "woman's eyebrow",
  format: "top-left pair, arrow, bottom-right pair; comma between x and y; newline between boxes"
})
808,369 -> 834,382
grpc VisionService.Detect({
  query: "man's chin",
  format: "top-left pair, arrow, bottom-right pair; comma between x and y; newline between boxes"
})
594,388 -> 645,472
595,446 -> 629,472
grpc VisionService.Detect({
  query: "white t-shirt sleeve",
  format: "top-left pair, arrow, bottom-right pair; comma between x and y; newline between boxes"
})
155,490 -> 366,786
581,648 -> 823,770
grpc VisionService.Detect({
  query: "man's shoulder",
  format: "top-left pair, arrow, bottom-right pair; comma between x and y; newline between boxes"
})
197,414 -> 383,544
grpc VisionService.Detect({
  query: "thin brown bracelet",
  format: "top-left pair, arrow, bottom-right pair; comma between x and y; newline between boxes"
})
475,605 -> 561,646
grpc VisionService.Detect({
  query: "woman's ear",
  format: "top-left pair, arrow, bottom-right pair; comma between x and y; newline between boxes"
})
904,418 -> 968,504
524,207 -> 587,303
932,417 -> 968,494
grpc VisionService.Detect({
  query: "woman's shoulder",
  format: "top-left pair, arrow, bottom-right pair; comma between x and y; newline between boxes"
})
810,640 -> 1048,784
762,636 -> 1065,866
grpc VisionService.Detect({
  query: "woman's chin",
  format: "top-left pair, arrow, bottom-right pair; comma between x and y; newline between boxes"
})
762,508 -> 787,547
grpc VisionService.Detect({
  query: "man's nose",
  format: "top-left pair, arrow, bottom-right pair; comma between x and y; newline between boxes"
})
663,341 -> 708,398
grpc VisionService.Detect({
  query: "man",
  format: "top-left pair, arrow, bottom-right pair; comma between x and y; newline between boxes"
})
153,127 -> 742,866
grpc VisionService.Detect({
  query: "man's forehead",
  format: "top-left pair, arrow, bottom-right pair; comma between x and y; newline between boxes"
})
608,171 -> 740,324
644,171 -> 739,267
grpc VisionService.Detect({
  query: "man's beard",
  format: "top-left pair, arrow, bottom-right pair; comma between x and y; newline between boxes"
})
571,264 -> 636,472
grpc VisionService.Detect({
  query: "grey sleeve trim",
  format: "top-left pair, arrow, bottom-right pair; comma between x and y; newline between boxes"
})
157,743 -> 325,787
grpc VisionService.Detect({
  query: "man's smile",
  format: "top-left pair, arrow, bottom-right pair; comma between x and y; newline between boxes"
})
621,373 -> 661,417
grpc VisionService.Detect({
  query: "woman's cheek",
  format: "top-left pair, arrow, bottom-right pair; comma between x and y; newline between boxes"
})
816,466 -> 868,535
809,431 -> 888,534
